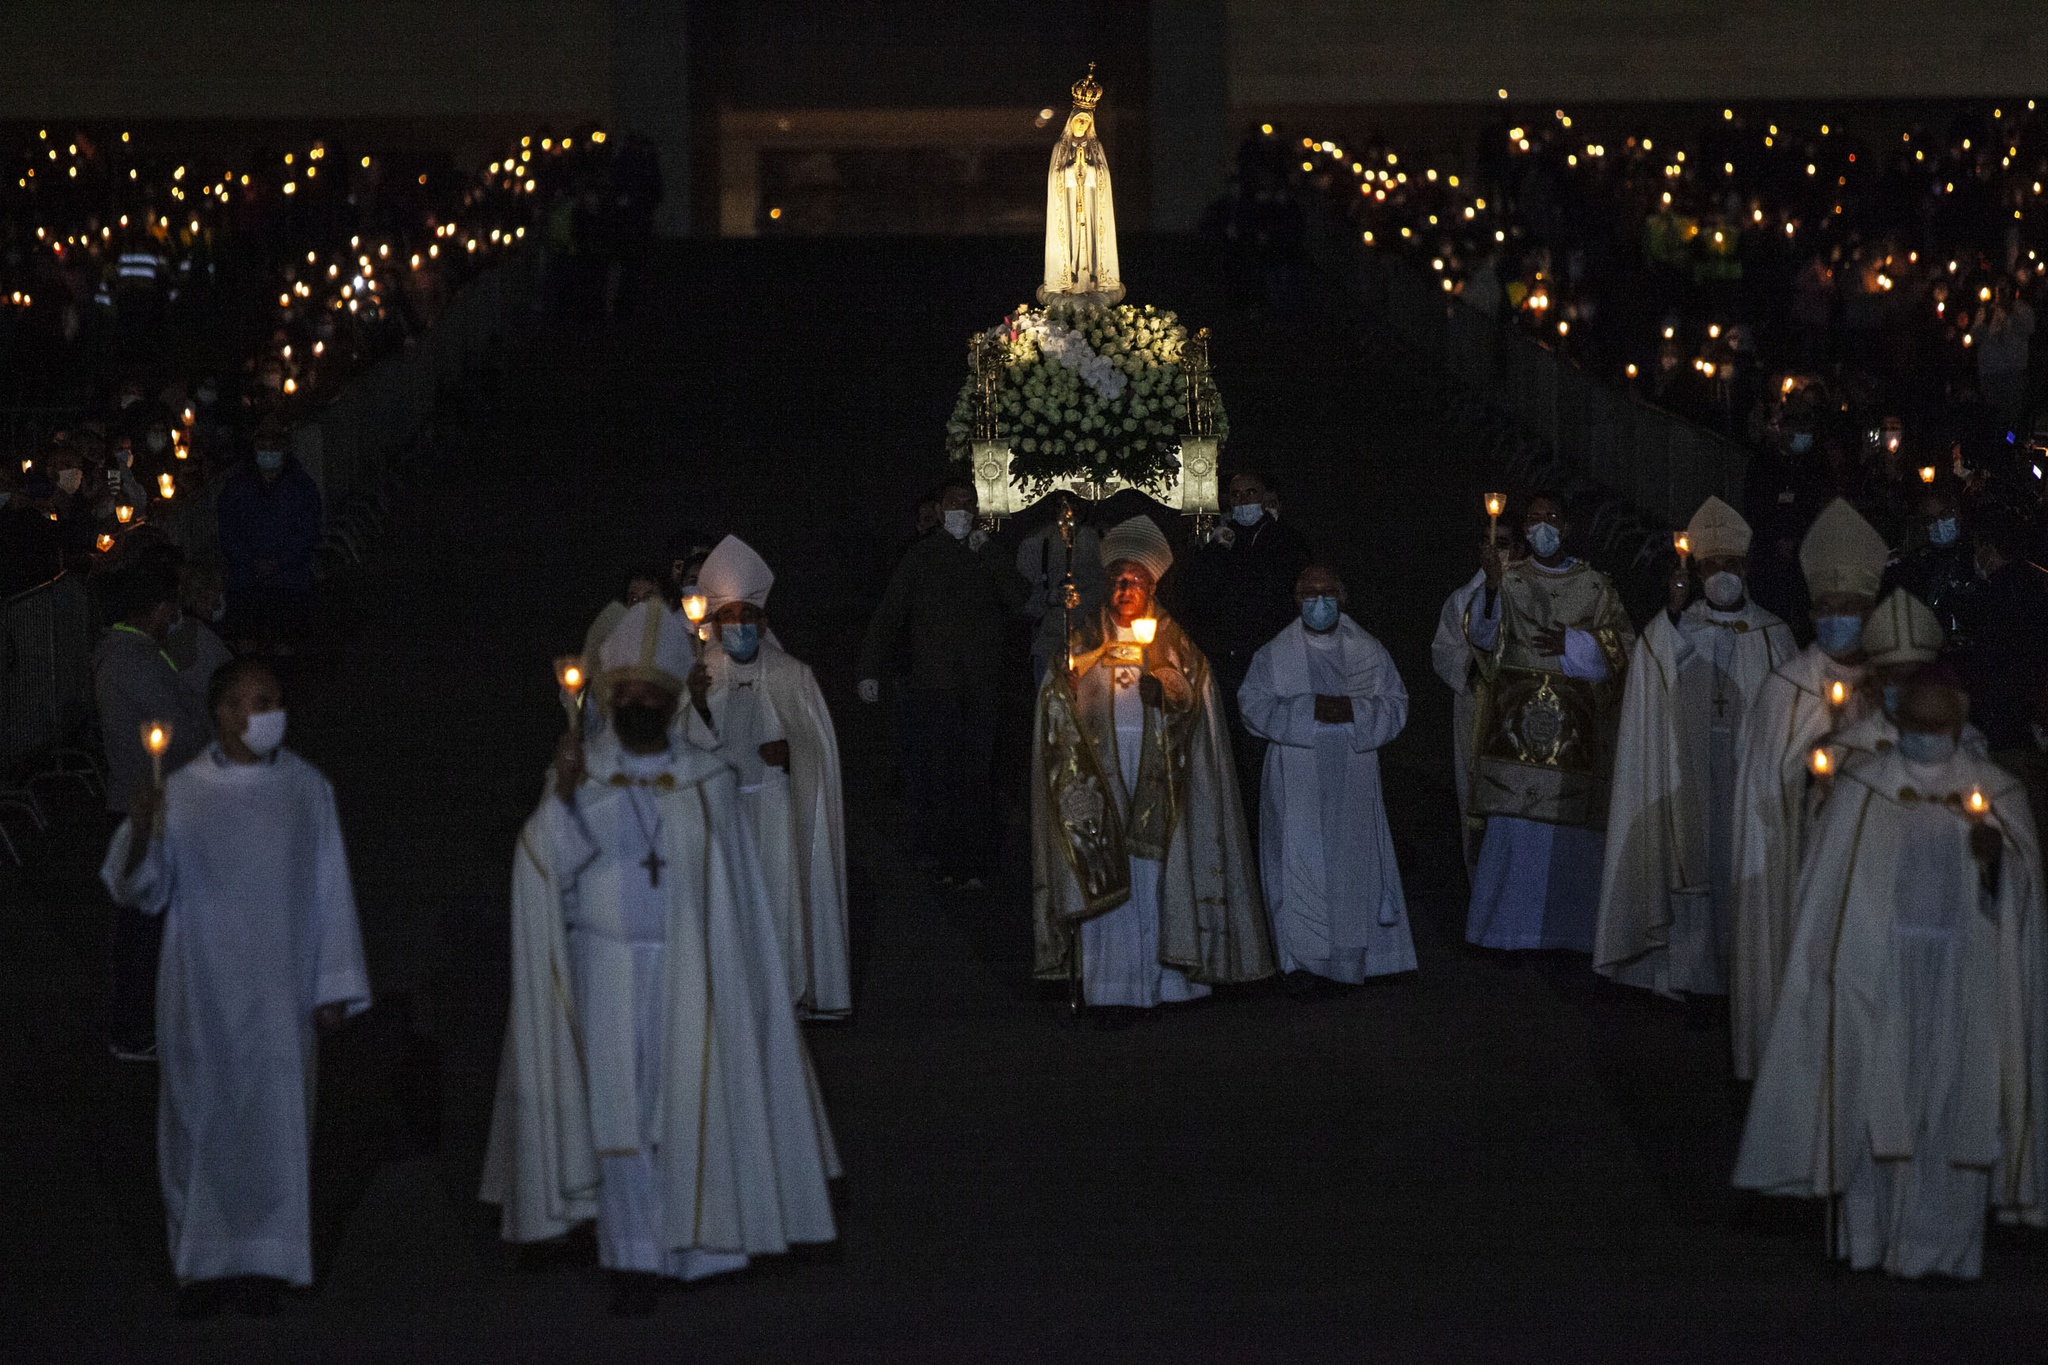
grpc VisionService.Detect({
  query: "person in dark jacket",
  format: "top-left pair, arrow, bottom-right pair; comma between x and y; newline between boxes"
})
1178,469 -> 1313,835
856,477 -> 1027,889
1883,483 -> 1980,656
216,420 -> 321,656
0,464 -> 63,595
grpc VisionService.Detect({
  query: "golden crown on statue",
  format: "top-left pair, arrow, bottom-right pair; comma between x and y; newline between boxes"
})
1070,63 -> 1104,111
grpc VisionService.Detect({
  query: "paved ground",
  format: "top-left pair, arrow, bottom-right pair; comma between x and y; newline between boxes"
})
6,237 -> 2047,1362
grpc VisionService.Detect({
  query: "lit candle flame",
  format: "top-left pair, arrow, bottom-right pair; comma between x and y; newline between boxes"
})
1829,680 -> 1848,708
115,504 -> 134,524
559,662 -> 584,694
1484,492 -> 1507,519
158,472 -> 175,499
145,725 -> 168,755
682,593 -> 708,625
1673,532 -> 1690,556
95,532 -> 114,553
1919,465 -> 1937,483
1810,747 -> 1831,776
1132,617 -> 1158,645
1968,787 -> 1989,816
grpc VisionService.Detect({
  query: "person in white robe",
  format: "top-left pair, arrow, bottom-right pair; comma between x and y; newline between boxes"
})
1464,493 -> 1635,954
100,658 -> 370,1316
1734,665 -> 2048,1279
1596,497 -> 1797,1000
1729,498 -> 1890,1079
1241,564 -> 1414,986
481,601 -> 838,1315
1432,522 -> 1522,876
1031,515 -> 1274,1023
682,535 -> 852,1020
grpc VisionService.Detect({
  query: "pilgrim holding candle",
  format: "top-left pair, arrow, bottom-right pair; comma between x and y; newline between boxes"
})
1030,514 -> 1274,1025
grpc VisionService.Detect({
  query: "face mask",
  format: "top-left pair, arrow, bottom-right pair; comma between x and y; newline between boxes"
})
1704,571 -> 1745,609
1814,614 -> 1864,656
241,708 -> 287,756
1895,730 -> 1957,766
255,449 -> 285,473
55,468 -> 82,494
1881,684 -> 1902,717
942,508 -> 972,539
611,702 -> 671,750
720,622 -> 761,662
1928,516 -> 1959,547
116,449 -> 134,468
119,393 -> 140,409
1301,595 -> 1340,632
146,432 -> 167,454
1231,501 -> 1264,527
1787,432 -> 1814,454
1526,523 -> 1563,559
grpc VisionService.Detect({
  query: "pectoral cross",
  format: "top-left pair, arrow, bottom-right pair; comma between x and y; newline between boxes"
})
640,848 -> 666,887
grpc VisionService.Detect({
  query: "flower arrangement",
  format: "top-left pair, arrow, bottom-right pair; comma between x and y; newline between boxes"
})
946,301 -> 1226,493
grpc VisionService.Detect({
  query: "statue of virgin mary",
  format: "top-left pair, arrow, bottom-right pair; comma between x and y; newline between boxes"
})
1039,65 -> 1125,306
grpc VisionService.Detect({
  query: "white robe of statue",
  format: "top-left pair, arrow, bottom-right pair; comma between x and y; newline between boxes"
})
683,641 -> 852,1019
480,731 -> 839,1279
1080,624 -> 1210,1007
1733,746 -> 2048,1279
1728,644 -> 1875,1079
1431,570 -> 1487,875
1595,599 -> 1796,997
1240,616 -> 1415,981
1463,560 -> 1611,952
101,744 -> 371,1287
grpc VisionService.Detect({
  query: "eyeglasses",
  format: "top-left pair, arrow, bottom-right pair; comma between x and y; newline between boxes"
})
1109,576 -> 1151,591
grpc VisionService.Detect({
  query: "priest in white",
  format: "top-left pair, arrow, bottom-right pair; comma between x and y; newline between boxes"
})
100,658 -> 370,1311
1432,522 -> 1521,875
1596,497 -> 1796,999
1729,498 -> 1889,1079
1241,564 -> 1415,983
481,600 -> 838,1314
682,535 -> 852,1020
1734,664 -> 2048,1279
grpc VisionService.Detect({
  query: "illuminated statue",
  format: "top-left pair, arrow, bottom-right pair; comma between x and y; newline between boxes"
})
1039,65 -> 1124,306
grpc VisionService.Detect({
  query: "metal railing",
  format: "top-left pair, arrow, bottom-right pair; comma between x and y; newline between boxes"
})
1333,244 -> 1751,533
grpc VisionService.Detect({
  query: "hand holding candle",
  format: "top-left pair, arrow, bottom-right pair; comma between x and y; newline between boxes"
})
681,591 -> 709,650
554,656 -> 586,735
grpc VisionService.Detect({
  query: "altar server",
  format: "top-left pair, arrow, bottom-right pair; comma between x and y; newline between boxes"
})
1432,522 -> 1521,874
1596,497 -> 1796,999
1735,665 -> 2048,1279
1729,498 -> 1888,1079
1241,564 -> 1414,984
482,601 -> 838,1315
101,658 -> 370,1317
683,535 -> 852,1019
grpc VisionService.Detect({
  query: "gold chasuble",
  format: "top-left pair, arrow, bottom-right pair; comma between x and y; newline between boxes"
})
1469,560 -> 1634,827
1030,611 -> 1274,986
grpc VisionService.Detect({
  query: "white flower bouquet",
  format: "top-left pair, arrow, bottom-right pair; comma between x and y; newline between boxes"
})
946,301 -> 1227,493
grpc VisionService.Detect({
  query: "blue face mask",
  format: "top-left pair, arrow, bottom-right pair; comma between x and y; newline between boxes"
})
1895,730 -> 1957,765
1526,522 -> 1563,559
1814,614 -> 1864,657
1301,595 -> 1340,632
255,449 -> 285,473
720,622 -> 760,662
1787,431 -> 1814,454
1928,516 -> 1960,547
1231,502 -> 1264,527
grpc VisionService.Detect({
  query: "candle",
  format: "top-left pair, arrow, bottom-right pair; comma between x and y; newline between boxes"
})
115,504 -> 134,524
1919,465 -> 1937,483
556,657 -> 587,734
1672,531 -> 1690,557
1131,616 -> 1158,645
682,592 -> 708,626
158,472 -> 175,499
1967,786 -> 1989,817
1810,746 -> 1831,777
1829,679 -> 1848,710
142,720 -> 172,787
95,532 -> 114,553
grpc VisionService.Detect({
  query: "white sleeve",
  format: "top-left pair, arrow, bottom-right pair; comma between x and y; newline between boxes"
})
1465,589 -> 1501,650
312,784 -> 373,1017
1560,628 -> 1610,682
99,816 -> 171,916
1346,642 -> 1409,753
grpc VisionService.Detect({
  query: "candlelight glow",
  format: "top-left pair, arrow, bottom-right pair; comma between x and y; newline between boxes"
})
682,593 -> 709,624
1919,465 -> 1937,483
1484,492 -> 1507,519
115,504 -> 134,525
1673,532 -> 1690,556
143,721 -> 171,756
1810,747 -> 1831,776
558,659 -> 586,693
1131,617 -> 1158,645
95,532 -> 114,553
1968,787 -> 1989,815
1829,680 -> 1848,708
158,473 -> 175,498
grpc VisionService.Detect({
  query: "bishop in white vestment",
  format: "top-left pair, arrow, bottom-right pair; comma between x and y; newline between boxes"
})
101,659 -> 370,1296
1597,497 -> 1796,998
683,535 -> 852,1019
481,602 -> 838,1308
1734,667 -> 2048,1279
1729,498 -> 1889,1079
1241,565 -> 1415,982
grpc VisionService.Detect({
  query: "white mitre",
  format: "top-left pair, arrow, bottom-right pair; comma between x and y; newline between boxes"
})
699,535 -> 775,612
1685,495 -> 1752,560
597,599 -> 694,706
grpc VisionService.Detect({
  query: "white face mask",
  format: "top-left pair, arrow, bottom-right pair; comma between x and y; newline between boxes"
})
1895,729 -> 1956,766
1704,571 -> 1745,609
942,508 -> 973,539
55,468 -> 82,494
1526,522 -> 1563,559
1230,501 -> 1264,527
241,709 -> 287,756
